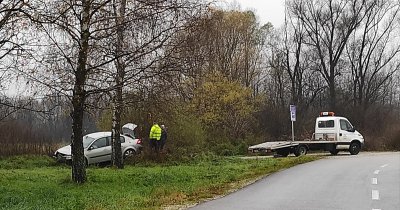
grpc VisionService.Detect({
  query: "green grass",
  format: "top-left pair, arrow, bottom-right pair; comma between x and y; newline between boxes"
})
0,155 -> 319,210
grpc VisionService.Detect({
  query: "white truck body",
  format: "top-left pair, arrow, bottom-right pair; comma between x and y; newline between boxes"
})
249,114 -> 365,156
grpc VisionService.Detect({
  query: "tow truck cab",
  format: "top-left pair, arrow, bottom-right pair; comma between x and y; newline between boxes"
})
315,112 -> 365,152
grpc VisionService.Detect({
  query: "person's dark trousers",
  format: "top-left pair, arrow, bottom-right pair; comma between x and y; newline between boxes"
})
160,130 -> 167,150
160,139 -> 166,150
149,139 -> 157,151
155,140 -> 162,153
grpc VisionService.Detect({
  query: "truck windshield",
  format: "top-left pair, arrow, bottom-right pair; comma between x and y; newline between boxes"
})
318,120 -> 334,128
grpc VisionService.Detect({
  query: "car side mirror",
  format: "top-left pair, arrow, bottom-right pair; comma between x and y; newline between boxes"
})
88,146 -> 94,151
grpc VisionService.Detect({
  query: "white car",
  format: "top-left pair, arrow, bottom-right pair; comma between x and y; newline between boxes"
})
54,123 -> 142,165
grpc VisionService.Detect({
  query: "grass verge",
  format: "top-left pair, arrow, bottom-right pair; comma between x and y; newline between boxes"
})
0,155 -> 319,210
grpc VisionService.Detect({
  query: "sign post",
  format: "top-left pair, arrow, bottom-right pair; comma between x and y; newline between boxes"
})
290,105 -> 296,142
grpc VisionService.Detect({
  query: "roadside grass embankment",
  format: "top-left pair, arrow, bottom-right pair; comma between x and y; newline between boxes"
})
0,155 -> 319,210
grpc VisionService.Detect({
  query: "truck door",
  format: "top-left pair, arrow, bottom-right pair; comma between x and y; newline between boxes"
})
339,119 -> 353,143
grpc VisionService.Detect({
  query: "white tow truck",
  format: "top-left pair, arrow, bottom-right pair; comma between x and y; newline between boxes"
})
248,112 -> 365,156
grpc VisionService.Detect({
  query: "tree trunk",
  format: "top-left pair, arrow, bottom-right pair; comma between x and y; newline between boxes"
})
111,97 -> 123,168
71,0 -> 91,183
111,0 -> 127,169
71,49 -> 88,183
71,81 -> 86,183
328,78 -> 336,111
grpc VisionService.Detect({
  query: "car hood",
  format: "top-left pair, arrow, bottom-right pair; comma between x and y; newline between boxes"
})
57,145 -> 71,155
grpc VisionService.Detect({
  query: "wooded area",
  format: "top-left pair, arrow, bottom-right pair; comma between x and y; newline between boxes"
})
1,0 -> 399,183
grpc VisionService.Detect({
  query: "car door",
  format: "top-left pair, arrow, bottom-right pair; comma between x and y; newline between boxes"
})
86,137 -> 111,164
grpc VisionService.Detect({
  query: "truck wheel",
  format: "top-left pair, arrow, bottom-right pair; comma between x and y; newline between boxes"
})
294,145 -> 307,157
276,148 -> 290,157
349,142 -> 361,155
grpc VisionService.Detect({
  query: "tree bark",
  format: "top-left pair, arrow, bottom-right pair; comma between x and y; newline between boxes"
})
71,0 -> 91,183
111,0 -> 127,169
71,79 -> 86,183
328,78 -> 336,111
111,97 -> 123,168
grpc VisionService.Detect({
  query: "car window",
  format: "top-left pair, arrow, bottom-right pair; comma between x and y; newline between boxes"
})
106,136 -> 111,146
318,120 -> 334,128
83,136 -> 96,148
91,137 -> 107,149
106,136 -> 126,144
340,119 -> 353,131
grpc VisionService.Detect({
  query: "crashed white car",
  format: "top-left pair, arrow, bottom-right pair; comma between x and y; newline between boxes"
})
54,123 -> 142,165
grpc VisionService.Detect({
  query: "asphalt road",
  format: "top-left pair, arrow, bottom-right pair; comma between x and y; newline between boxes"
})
190,152 -> 400,210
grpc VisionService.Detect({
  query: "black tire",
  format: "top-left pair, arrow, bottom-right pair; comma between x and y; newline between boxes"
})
294,145 -> 307,157
349,142 -> 361,155
123,149 -> 136,159
84,158 -> 89,167
276,148 -> 290,157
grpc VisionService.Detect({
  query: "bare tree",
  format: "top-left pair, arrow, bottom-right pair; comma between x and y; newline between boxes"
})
276,7 -> 325,111
106,0 -> 207,166
30,0 -> 118,183
109,0 -> 126,169
346,0 -> 400,113
289,0 -> 369,110
0,0 -> 28,121
284,14 -> 306,106
0,0 -> 25,63
166,9 -> 265,91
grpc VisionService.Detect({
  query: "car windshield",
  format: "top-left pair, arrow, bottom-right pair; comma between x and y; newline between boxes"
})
83,136 -> 96,148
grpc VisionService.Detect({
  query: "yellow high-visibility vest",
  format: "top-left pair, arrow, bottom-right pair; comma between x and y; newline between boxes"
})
149,124 -> 162,140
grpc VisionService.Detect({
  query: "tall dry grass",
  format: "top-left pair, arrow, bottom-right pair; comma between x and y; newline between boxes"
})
0,121 -> 60,157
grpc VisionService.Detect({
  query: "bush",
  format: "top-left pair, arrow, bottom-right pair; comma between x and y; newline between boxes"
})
389,129 -> 400,150
363,122 -> 400,151
165,109 -> 207,159
189,71 -> 259,141
235,141 -> 248,155
211,143 -> 233,156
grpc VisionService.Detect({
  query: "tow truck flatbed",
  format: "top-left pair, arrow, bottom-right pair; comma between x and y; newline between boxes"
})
248,140 -> 346,153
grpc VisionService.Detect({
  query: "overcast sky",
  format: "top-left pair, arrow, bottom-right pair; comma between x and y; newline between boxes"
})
222,0 -> 286,27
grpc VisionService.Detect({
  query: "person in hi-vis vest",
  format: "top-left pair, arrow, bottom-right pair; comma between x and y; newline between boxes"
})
149,123 -> 162,152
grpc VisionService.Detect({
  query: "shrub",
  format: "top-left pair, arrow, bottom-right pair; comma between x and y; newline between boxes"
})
165,109 -> 207,159
235,141 -> 248,155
